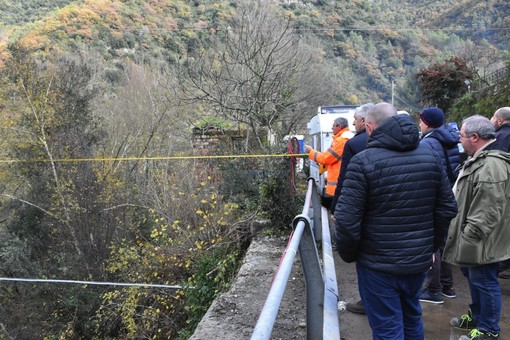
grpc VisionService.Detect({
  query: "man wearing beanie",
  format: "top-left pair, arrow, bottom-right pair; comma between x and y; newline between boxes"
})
420,107 -> 445,130
418,107 -> 461,305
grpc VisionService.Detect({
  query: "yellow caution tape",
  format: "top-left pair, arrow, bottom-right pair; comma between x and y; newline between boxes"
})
0,153 -> 308,164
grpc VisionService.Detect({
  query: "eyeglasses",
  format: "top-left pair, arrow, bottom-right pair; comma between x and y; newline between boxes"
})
459,133 -> 473,139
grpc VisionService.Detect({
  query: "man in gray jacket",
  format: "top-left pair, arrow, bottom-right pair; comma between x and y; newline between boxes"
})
444,115 -> 510,340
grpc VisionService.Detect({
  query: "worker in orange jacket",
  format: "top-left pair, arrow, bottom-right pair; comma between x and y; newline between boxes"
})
305,117 -> 353,209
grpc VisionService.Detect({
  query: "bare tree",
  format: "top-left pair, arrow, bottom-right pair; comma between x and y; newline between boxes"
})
173,0 -> 335,151
454,39 -> 505,88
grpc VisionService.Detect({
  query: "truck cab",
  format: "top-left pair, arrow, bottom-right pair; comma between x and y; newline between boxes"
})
306,105 -> 358,197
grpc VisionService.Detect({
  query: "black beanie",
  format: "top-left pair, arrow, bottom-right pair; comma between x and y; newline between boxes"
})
420,107 -> 444,128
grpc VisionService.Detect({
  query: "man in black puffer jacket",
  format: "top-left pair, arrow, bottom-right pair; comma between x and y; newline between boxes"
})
418,107 -> 460,305
334,102 -> 458,340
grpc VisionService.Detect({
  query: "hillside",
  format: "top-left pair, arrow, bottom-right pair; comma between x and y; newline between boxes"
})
1,0 -> 509,110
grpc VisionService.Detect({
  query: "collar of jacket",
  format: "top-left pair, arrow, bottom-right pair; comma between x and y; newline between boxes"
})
355,128 -> 366,136
461,149 -> 510,177
334,127 -> 351,138
496,123 -> 510,132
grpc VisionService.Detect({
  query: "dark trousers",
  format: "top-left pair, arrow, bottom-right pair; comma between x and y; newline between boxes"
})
321,196 -> 332,211
499,258 -> 510,272
424,248 -> 454,293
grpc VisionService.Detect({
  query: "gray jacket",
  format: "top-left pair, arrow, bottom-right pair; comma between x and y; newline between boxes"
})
443,150 -> 510,266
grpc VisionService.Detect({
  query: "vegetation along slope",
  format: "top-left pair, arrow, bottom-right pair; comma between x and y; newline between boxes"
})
0,0 -> 509,338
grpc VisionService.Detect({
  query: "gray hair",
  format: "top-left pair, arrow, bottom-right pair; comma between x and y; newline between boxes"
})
462,115 -> 495,140
495,107 -> 510,122
354,103 -> 375,119
334,117 -> 349,128
366,102 -> 397,128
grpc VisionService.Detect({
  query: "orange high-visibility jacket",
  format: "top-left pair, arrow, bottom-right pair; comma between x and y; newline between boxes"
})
308,127 -> 353,196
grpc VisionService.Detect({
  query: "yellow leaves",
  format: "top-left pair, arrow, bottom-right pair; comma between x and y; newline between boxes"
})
310,9 -> 321,18
283,11 -> 296,20
195,240 -> 205,250
99,186 -> 242,335
150,228 -> 159,239
175,290 -> 185,300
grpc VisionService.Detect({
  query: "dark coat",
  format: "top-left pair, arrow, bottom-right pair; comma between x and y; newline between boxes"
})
420,125 -> 460,186
331,129 -> 368,213
495,123 -> 510,152
334,115 -> 458,275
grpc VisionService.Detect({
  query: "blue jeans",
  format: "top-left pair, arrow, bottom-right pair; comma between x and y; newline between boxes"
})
357,265 -> 426,340
461,263 -> 501,334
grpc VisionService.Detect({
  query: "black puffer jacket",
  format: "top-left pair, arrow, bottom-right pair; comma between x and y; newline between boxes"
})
334,115 -> 458,275
495,123 -> 510,152
420,124 -> 460,186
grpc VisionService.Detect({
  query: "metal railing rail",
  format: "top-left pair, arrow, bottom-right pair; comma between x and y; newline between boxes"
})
251,177 -> 340,340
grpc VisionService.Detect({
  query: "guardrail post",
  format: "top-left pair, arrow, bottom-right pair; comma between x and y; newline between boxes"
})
294,214 -> 324,339
310,178 -> 323,242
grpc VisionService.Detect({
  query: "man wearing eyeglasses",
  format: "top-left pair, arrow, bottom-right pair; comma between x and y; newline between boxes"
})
444,115 -> 510,340
305,117 -> 352,210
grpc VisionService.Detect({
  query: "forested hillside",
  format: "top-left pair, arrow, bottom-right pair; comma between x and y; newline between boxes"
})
0,0 -> 508,338
1,0 -> 509,110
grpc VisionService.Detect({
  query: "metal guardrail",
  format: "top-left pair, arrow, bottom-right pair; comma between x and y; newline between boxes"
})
472,66 -> 508,91
251,177 -> 340,340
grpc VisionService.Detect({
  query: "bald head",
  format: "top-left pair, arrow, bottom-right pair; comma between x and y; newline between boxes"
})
492,107 -> 510,130
365,103 -> 397,135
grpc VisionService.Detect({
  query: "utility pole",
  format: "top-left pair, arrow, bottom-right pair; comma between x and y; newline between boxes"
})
391,80 -> 395,106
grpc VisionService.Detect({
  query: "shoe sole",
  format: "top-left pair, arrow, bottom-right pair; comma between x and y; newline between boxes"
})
449,322 -> 475,330
419,299 -> 444,305
441,293 -> 456,298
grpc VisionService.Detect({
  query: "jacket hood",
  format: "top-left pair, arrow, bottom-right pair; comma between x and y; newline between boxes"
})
367,114 -> 420,151
423,125 -> 460,148
465,149 -> 510,169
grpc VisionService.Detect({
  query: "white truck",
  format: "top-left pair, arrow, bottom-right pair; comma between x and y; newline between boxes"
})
306,105 -> 358,197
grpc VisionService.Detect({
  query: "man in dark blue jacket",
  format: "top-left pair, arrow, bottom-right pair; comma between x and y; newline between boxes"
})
334,102 -> 458,339
330,102 -> 374,315
490,106 -> 510,280
418,107 -> 460,305
491,107 -> 510,152
331,102 -> 374,215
